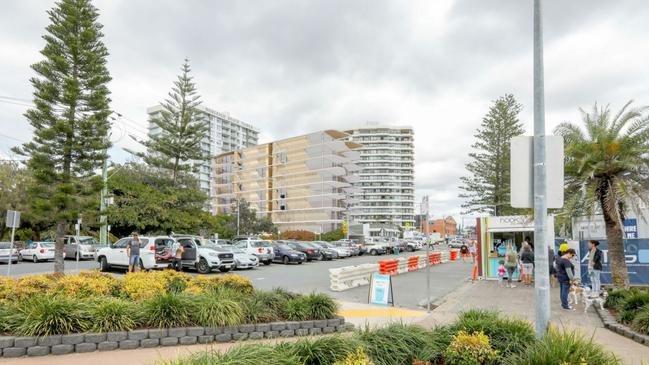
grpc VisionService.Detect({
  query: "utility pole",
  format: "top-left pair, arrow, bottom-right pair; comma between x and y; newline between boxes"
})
533,0 -> 551,338
236,198 -> 240,236
99,157 -> 108,245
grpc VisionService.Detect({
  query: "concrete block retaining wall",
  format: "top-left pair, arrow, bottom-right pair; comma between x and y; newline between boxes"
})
0,317 -> 353,358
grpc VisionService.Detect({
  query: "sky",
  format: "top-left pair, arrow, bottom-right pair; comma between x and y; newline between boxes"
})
1,0 -> 649,221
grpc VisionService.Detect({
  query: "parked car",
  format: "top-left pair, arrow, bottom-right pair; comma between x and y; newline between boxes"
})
271,243 -> 306,264
64,235 -> 101,260
0,242 -> 19,264
96,235 -> 167,271
404,240 -> 423,252
310,242 -> 337,260
448,239 -> 464,249
317,241 -> 351,258
232,239 -> 274,265
173,235 -> 235,273
285,241 -> 321,262
364,242 -> 388,256
19,241 -> 57,262
334,241 -> 362,256
219,246 -> 259,270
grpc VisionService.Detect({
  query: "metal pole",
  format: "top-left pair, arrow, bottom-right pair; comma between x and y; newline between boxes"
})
236,198 -> 240,236
99,157 -> 108,245
75,220 -> 81,272
425,211 -> 430,313
7,223 -> 16,276
533,0 -> 550,338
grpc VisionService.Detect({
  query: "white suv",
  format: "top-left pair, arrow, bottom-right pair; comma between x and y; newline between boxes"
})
232,240 -> 274,265
96,236 -> 168,271
173,235 -> 235,274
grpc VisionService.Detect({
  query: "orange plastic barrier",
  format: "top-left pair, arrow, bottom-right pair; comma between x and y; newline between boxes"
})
378,259 -> 399,275
450,250 -> 458,261
428,252 -> 441,265
407,256 -> 419,271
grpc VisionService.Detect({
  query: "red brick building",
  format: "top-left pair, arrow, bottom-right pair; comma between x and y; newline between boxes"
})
422,216 -> 457,237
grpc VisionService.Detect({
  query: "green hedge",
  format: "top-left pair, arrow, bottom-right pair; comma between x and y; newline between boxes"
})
604,287 -> 649,334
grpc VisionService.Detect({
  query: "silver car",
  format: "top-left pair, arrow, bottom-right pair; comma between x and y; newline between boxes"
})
0,242 -> 19,264
64,235 -> 100,260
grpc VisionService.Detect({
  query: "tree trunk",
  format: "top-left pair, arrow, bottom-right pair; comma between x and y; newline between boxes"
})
54,219 -> 67,274
601,200 -> 629,288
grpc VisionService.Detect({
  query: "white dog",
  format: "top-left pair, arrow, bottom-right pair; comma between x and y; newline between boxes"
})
569,285 -> 606,312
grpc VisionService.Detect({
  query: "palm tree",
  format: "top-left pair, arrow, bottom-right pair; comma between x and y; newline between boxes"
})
555,101 -> 649,288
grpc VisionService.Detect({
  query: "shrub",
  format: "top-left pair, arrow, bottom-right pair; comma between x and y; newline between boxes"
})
87,297 -> 138,333
453,309 -> 534,358
506,328 -> 621,365
51,274 -> 119,298
192,294 -> 244,327
286,336 -> 354,365
242,291 -> 285,323
139,293 -> 195,328
333,348 -> 374,365
14,275 -> 55,300
605,288 -> 633,310
122,272 -> 166,301
0,276 -> 15,303
161,344 -> 300,365
413,326 -> 456,364
284,296 -> 311,321
617,291 -> 649,324
355,323 -> 431,365
11,296 -> 90,336
186,274 -> 253,295
443,330 -> 498,365
305,292 -> 339,320
631,305 -> 649,335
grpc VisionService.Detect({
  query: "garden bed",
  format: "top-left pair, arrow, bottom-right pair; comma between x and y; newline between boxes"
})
0,271 -> 348,358
158,309 -> 622,365
598,287 -> 649,346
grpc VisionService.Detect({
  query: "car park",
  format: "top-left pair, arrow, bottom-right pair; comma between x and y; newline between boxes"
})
97,235 -> 165,271
64,235 -> 101,260
0,242 -> 19,264
232,239 -> 274,265
19,241 -> 57,262
271,243 -> 307,264
285,241 -> 321,262
316,241 -> 351,258
173,235 -> 235,273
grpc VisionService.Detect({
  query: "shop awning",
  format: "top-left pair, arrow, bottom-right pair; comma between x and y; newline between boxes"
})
487,227 -> 534,233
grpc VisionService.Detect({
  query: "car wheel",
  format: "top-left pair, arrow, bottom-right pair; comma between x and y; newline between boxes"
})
319,253 -> 325,261
408,246 -> 415,252
33,255 -> 38,263
283,256 -> 290,265
298,261 -> 303,264
99,256 -> 109,272
370,249 -> 378,256
219,267 -> 231,273
263,260 -> 271,266
306,258 -> 312,262
196,257 -> 211,274
19,254 -> 24,262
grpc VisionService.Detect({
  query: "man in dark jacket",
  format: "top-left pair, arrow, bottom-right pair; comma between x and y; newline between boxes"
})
557,248 -> 577,310
588,240 -> 603,297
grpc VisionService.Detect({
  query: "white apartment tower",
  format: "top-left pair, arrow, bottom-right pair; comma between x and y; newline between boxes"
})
345,126 -> 415,236
146,105 -> 259,203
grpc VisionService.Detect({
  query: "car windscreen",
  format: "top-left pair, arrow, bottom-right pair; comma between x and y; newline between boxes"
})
80,237 -> 99,245
0,243 -> 11,249
252,241 -> 270,247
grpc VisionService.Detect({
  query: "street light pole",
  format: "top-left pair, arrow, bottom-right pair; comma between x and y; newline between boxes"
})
533,0 -> 551,338
99,157 -> 108,245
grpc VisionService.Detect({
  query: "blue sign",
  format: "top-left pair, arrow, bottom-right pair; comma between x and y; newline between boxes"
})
369,274 -> 392,305
577,239 -> 649,285
624,219 -> 638,239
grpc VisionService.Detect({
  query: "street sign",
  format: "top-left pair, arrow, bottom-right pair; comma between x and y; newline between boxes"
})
510,135 -> 564,208
5,210 -> 20,228
368,273 -> 393,306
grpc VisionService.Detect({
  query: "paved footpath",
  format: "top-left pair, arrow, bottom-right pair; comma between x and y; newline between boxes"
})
415,280 -> 649,365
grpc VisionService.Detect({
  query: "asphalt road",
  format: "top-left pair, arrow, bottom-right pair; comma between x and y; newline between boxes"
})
1,248 -> 472,309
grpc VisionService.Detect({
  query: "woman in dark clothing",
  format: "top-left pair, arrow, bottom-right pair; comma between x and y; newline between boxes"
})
520,244 -> 534,286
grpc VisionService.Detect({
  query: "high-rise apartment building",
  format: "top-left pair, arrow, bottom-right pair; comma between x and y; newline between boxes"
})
213,130 -> 361,233
345,126 -> 415,237
146,105 -> 259,202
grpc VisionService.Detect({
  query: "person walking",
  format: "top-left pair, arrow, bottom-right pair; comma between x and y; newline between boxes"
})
460,242 -> 469,262
126,233 -> 141,273
520,244 -> 534,286
556,248 -> 577,310
468,240 -> 477,264
504,243 -> 519,288
588,240 -> 603,297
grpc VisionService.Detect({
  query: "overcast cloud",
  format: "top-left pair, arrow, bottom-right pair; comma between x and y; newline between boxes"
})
1,0 -> 648,221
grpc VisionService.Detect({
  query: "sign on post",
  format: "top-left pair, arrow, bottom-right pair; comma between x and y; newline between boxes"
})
510,136 -> 564,208
6,210 -> 20,228
368,273 -> 393,306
